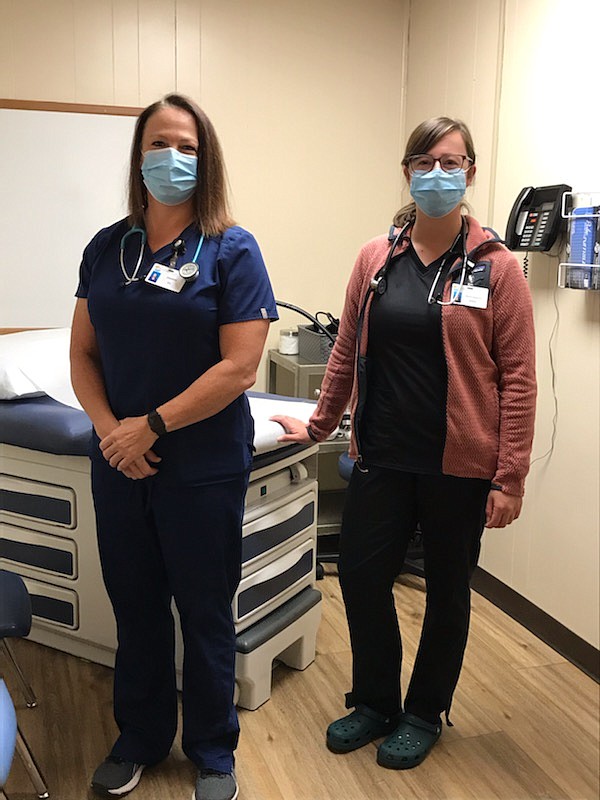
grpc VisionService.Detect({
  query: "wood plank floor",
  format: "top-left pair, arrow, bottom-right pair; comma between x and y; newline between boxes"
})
2,568 -> 599,800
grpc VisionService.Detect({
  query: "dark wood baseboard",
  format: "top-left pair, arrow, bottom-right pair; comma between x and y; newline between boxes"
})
472,567 -> 599,682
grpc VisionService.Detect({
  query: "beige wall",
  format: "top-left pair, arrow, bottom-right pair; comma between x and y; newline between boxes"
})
405,0 -> 599,647
487,0 -> 599,649
1,0 -> 598,647
403,0 -> 504,225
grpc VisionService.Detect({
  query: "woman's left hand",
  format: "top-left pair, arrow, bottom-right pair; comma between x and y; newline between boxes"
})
485,489 -> 522,528
99,416 -> 160,472
270,415 -> 312,443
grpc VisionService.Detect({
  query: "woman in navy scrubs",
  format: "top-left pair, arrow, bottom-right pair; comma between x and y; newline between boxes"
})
70,93 -> 277,800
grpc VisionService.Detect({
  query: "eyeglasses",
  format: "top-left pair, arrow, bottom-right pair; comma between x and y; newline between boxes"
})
405,153 -> 474,175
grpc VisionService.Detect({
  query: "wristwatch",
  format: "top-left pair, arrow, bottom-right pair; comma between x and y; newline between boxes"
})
147,409 -> 167,437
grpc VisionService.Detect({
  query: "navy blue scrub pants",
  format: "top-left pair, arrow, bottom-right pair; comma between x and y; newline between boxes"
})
91,457 -> 248,773
339,465 -> 490,725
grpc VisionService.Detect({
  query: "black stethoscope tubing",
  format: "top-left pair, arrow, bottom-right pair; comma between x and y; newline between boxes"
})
351,219 -> 504,468
356,220 -> 412,356
352,221 -> 411,470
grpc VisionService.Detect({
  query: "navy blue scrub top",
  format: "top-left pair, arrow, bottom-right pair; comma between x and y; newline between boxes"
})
76,219 -> 278,485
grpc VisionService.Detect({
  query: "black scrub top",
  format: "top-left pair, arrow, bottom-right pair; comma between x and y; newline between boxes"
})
76,218 -> 278,485
361,242 -> 456,474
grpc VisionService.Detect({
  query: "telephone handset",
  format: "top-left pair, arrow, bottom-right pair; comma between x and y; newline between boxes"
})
506,184 -> 571,251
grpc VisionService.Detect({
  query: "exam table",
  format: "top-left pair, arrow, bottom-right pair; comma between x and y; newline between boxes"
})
0,333 -> 322,710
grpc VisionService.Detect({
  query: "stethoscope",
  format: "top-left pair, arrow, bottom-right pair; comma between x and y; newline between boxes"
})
354,218 -> 504,473
119,226 -> 205,286
369,218 -> 472,305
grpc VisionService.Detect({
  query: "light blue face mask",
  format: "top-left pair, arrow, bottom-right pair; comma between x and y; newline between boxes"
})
410,167 -> 466,218
141,147 -> 198,206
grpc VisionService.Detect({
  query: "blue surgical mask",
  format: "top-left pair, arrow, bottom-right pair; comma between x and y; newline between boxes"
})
141,148 -> 198,206
410,167 -> 466,218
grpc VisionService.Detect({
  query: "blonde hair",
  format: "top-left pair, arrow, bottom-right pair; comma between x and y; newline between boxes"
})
393,117 -> 476,227
128,93 -> 235,236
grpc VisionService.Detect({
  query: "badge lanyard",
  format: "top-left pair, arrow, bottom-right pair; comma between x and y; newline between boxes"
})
119,227 -> 205,290
144,235 -> 205,293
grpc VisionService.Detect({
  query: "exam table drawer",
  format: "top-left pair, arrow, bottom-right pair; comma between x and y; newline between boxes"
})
0,474 -> 77,529
234,537 -> 315,631
20,575 -> 79,630
241,485 -> 317,570
0,522 -> 77,578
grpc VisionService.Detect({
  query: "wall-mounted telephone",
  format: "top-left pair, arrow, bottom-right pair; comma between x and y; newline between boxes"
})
506,184 -> 571,251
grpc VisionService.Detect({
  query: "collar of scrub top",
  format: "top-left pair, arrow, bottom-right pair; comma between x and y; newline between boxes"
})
119,225 -> 204,286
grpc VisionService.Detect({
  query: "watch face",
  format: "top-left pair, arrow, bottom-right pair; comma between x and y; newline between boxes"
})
180,262 -> 199,281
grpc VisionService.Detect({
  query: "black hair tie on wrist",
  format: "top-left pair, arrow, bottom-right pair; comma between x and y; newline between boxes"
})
306,424 -> 318,442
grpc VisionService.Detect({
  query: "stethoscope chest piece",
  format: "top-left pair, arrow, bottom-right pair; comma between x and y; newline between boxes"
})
179,262 -> 199,281
369,276 -> 387,294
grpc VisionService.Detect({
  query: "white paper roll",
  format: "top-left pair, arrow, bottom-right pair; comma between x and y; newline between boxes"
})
278,328 -> 299,355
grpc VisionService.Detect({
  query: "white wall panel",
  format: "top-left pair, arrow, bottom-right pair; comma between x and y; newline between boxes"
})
0,109 -> 136,328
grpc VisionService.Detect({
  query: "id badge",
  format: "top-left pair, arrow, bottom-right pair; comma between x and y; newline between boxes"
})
145,263 -> 185,293
450,283 -> 489,309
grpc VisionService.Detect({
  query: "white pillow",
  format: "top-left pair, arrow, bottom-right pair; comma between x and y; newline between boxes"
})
0,356 -> 45,399
0,328 -> 81,409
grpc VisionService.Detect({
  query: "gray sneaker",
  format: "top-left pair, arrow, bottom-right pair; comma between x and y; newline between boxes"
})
91,756 -> 145,796
192,769 -> 239,800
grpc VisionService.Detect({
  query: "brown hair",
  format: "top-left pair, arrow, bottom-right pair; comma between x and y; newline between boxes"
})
393,116 -> 476,227
128,93 -> 235,236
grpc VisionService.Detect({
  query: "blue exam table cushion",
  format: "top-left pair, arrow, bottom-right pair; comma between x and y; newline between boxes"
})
0,392 -> 315,459
0,396 -> 92,456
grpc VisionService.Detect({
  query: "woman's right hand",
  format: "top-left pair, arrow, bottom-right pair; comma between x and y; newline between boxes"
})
270,415 -> 313,443
97,421 -> 161,480
120,450 -> 161,480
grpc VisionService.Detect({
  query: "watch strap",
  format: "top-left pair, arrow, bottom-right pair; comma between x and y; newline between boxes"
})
147,409 -> 167,437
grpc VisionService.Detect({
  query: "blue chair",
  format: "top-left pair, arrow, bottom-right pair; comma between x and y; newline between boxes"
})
0,679 -> 17,788
0,571 -> 49,799
337,452 -> 425,578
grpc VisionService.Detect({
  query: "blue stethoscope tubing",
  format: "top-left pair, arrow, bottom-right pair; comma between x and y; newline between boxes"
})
119,226 -> 205,286
119,226 -> 146,285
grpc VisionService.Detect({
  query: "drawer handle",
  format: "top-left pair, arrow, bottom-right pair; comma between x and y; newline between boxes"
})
248,544 -> 311,582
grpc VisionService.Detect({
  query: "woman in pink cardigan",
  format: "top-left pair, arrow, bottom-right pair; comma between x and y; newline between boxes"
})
272,117 -> 536,770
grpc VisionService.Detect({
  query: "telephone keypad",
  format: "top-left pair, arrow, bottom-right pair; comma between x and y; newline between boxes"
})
520,212 -> 538,246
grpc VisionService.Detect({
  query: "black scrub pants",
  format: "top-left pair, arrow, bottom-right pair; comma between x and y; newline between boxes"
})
338,465 -> 490,725
91,457 -> 248,774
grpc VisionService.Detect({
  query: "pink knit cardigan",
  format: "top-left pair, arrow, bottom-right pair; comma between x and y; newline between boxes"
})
308,216 -> 537,497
